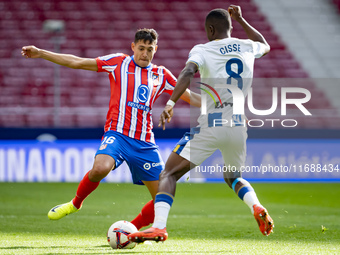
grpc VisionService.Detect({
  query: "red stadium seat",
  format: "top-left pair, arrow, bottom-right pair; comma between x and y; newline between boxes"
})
75,114 -> 104,127
0,114 -> 26,127
26,114 -> 54,127
58,114 -> 76,127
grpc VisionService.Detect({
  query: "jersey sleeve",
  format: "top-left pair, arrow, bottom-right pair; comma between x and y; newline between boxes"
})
186,45 -> 205,69
163,67 -> 177,95
252,41 -> 267,59
96,53 -> 126,73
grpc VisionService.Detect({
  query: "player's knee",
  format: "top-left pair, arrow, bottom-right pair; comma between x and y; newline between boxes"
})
159,168 -> 176,181
160,166 -> 188,183
90,161 -> 114,181
159,169 -> 170,180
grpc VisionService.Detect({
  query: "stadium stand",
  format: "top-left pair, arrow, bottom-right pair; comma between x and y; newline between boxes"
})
334,0 -> 340,12
0,0 -> 339,128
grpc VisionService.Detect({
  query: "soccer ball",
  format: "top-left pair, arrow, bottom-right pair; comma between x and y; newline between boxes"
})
107,220 -> 138,249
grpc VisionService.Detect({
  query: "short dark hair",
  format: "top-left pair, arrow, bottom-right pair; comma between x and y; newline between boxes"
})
205,9 -> 231,32
134,28 -> 158,44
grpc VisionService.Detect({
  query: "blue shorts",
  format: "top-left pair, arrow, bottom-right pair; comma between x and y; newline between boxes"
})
95,130 -> 164,185
173,127 -> 201,155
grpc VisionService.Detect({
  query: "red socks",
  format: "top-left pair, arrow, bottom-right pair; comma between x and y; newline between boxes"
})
72,171 -> 154,230
130,200 -> 154,230
72,171 -> 100,209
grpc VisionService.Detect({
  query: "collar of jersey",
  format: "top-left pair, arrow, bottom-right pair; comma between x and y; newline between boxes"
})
131,55 -> 152,69
213,37 -> 233,42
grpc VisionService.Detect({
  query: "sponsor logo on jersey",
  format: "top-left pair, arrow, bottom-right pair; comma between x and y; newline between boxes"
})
137,85 -> 149,103
215,101 -> 233,109
127,101 -> 150,112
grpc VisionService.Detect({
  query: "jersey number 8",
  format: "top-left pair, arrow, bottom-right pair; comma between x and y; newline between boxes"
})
226,58 -> 243,90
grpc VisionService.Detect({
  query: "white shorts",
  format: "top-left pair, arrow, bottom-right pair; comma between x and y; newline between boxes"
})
173,127 -> 247,169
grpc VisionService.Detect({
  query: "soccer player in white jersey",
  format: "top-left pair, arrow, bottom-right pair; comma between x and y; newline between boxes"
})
129,5 -> 274,242
21,28 -> 201,230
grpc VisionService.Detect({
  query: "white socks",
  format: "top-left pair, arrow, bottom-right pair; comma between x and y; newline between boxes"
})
243,191 -> 260,214
152,202 -> 171,229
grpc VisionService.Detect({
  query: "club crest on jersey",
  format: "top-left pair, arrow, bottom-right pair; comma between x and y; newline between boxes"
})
99,144 -> 107,150
152,73 -> 159,85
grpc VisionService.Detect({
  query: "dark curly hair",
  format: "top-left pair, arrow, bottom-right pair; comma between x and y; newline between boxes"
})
134,28 -> 158,44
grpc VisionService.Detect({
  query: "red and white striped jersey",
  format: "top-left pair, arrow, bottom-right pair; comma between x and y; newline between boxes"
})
96,53 -> 176,144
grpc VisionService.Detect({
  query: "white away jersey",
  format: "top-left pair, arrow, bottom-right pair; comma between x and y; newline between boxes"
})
187,38 -> 266,128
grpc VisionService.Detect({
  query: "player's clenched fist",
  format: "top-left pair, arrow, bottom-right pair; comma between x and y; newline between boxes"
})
21,45 -> 41,58
228,5 -> 242,21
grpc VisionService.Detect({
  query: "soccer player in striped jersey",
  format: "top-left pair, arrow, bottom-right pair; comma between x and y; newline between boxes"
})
129,6 -> 274,242
21,28 -> 201,230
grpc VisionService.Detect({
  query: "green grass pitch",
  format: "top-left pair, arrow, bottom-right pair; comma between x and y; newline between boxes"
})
0,182 -> 339,254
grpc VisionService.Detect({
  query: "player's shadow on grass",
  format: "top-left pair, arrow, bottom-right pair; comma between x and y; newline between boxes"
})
1,246 -> 114,255
2,245 -> 233,254
0,246 -> 68,250
90,245 -> 231,254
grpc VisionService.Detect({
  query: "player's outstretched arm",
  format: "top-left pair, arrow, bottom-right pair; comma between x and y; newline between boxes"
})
228,5 -> 270,55
21,45 -> 98,71
179,89 -> 201,108
158,62 -> 198,130
171,62 -> 198,103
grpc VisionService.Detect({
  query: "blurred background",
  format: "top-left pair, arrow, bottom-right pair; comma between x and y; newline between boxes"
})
1,0 -> 340,135
0,0 -> 340,182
